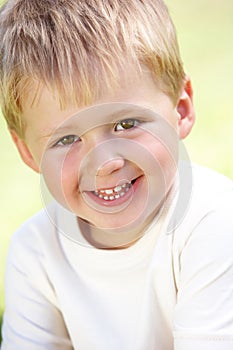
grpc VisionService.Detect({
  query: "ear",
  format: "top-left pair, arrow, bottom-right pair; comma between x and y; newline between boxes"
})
10,130 -> 40,173
176,77 -> 195,139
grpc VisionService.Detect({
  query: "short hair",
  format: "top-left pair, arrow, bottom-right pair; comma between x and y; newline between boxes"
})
0,0 -> 185,137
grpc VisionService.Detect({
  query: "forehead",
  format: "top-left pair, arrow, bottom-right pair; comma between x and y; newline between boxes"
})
22,63 -> 142,112
22,70 -> 174,140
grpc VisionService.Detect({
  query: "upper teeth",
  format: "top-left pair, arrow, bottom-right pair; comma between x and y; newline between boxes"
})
94,182 -> 131,200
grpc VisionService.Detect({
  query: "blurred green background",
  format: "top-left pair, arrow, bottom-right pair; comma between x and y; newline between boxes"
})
0,0 -> 233,339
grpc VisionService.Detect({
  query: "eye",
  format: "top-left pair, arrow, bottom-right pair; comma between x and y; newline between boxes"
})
114,119 -> 139,131
54,135 -> 80,147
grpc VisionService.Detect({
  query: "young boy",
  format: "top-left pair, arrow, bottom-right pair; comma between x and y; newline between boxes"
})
1,0 -> 233,349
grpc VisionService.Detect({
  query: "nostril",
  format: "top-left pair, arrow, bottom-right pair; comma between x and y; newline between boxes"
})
96,158 -> 125,177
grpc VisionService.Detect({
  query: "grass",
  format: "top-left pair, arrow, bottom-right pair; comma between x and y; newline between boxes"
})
0,0 -> 233,336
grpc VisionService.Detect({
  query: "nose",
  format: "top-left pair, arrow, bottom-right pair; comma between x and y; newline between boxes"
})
97,157 -> 125,177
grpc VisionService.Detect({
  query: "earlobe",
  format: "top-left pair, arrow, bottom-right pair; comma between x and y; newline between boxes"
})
176,77 -> 196,140
10,130 -> 40,173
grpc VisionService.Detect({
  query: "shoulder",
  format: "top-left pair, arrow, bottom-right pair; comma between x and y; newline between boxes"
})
190,163 -> 233,226
191,162 -> 233,198
169,163 -> 233,249
6,202 -> 63,271
6,201 -> 81,273
9,202 -> 57,249
182,162 -> 232,218
172,166 -> 233,340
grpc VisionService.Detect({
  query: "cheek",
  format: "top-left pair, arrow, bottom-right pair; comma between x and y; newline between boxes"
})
138,114 -> 179,163
41,149 -> 81,207
61,153 -> 80,192
152,143 -> 178,184
140,131 -> 178,186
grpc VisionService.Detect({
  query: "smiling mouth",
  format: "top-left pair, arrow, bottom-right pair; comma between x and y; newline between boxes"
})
93,179 -> 137,201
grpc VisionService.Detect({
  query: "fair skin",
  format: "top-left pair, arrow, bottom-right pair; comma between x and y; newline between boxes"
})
11,70 -> 195,248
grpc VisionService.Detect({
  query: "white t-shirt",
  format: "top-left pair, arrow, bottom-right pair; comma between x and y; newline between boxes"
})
1,164 -> 233,350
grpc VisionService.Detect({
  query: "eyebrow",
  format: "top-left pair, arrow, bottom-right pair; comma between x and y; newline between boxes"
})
108,107 -> 155,122
38,124 -> 82,140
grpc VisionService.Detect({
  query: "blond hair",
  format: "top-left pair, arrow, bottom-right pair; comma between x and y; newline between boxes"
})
0,0 -> 185,137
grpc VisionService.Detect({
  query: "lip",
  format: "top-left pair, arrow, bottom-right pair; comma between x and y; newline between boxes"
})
83,175 -> 143,208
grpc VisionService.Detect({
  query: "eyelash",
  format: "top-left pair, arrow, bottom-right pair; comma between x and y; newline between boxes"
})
114,118 -> 139,131
53,119 -> 140,147
54,135 -> 80,147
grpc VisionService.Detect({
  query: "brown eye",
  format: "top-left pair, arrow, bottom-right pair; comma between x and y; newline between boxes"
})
115,119 -> 139,131
56,135 -> 80,146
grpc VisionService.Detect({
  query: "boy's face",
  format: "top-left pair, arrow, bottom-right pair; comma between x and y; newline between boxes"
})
14,70 -> 194,248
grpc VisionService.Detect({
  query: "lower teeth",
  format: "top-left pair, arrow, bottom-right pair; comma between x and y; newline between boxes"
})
101,192 -> 126,201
